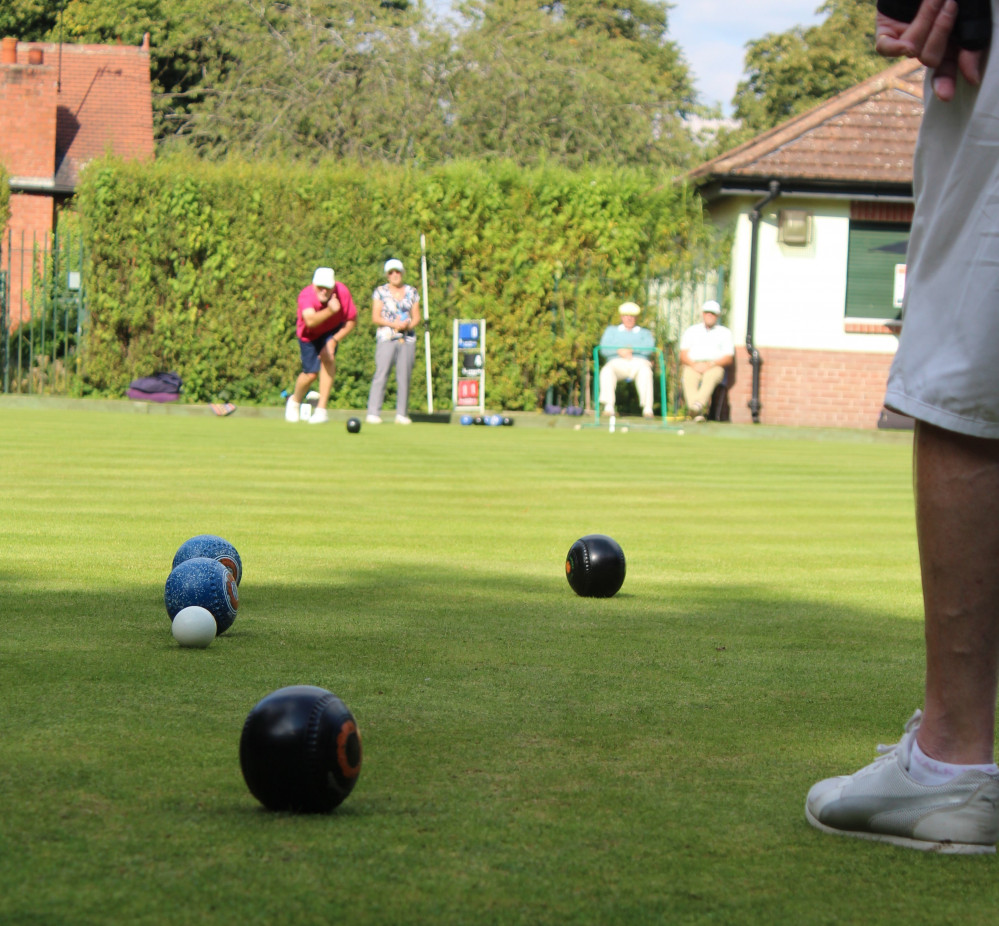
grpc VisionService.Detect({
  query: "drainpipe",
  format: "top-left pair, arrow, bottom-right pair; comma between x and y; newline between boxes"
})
746,180 -> 780,424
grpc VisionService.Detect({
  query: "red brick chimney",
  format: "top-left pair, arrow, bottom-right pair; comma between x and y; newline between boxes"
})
0,38 -> 58,180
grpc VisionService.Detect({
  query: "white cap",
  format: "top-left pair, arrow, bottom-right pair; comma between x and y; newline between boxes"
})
702,300 -> 721,315
618,302 -> 641,317
384,259 -> 404,274
312,267 -> 335,288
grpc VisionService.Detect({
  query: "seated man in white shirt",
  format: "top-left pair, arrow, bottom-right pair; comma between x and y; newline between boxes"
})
679,301 -> 734,421
598,302 -> 656,418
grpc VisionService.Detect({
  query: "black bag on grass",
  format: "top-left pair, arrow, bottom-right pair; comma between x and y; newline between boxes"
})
127,371 -> 183,403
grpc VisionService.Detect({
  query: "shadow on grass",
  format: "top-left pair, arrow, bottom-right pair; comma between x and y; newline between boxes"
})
2,555 -> 921,636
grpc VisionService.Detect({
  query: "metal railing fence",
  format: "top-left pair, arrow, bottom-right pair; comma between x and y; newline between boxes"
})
1,229 -> 87,395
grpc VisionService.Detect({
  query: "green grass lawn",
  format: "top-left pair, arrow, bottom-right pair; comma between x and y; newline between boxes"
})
2,405 -> 995,925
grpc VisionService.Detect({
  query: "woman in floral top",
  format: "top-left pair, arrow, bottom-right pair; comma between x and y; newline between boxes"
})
365,258 -> 422,424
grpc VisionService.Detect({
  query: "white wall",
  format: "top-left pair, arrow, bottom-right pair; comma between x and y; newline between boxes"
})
723,196 -> 900,356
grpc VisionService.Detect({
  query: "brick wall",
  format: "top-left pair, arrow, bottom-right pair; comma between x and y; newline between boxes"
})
0,49 -> 57,329
1,38 -> 153,331
3,193 -> 55,327
726,347 -> 895,429
0,60 -> 57,178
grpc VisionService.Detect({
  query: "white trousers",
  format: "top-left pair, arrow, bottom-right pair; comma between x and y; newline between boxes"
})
600,357 -> 653,415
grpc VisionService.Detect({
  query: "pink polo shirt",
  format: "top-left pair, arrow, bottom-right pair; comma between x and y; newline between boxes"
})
296,282 -> 357,342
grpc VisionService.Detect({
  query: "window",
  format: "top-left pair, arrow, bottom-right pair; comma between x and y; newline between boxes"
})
844,221 -> 910,319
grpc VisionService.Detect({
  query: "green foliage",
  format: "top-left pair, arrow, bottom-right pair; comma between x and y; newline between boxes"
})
0,0 -> 58,38
0,162 -> 9,231
448,0 -> 698,169
731,0 -> 885,135
74,156 -> 721,409
4,0 -> 700,169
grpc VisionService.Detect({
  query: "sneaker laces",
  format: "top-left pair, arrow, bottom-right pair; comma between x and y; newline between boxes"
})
872,709 -> 923,767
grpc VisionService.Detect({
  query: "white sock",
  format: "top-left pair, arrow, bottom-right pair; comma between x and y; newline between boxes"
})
909,739 -> 999,785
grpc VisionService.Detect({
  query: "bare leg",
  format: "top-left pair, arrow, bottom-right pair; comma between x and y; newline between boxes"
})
316,343 -> 337,410
292,371 -> 317,403
916,421 -> 999,764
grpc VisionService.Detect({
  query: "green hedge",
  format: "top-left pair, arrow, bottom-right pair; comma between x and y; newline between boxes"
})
0,163 -> 9,231
75,156 -> 721,409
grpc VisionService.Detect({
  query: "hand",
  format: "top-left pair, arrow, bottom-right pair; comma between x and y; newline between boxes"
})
327,293 -> 341,313
876,0 -> 986,101
618,348 -> 634,360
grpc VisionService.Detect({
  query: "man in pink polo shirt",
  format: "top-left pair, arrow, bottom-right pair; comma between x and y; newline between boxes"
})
285,267 -> 358,425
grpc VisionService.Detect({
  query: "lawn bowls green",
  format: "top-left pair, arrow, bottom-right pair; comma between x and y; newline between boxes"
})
173,534 -> 242,585
346,417 -> 361,433
240,685 -> 362,813
165,556 -> 239,634
565,534 -> 626,598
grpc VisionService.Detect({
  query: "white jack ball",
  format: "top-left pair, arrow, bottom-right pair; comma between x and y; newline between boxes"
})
172,605 -> 217,648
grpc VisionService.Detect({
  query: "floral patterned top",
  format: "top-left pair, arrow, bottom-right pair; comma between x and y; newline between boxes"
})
373,283 -> 419,342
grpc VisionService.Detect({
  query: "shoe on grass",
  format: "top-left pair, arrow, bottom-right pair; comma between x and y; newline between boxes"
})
285,398 -> 300,422
395,414 -> 412,425
805,710 -> 999,854
366,414 -> 382,424
307,408 -> 329,425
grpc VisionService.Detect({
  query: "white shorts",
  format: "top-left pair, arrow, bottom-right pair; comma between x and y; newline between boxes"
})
885,22 -> 999,438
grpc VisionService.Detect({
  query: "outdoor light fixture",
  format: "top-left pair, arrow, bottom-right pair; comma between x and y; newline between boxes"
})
778,209 -> 813,246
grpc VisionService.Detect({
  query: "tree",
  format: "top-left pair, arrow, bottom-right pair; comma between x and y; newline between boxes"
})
0,0 -> 60,40
445,0 -> 698,168
155,0 -> 468,162
2,0 -> 701,167
731,0 -> 884,135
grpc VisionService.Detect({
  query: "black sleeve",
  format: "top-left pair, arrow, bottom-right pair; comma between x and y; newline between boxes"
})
956,0 -> 992,50
876,0 -> 991,50
877,0 -> 920,21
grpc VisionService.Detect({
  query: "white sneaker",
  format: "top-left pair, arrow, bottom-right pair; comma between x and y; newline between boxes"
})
395,414 -> 412,425
307,408 -> 329,425
806,710 -> 999,854
366,414 -> 382,424
285,398 -> 300,422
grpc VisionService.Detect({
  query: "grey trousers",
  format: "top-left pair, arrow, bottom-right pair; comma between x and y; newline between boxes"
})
367,338 -> 416,416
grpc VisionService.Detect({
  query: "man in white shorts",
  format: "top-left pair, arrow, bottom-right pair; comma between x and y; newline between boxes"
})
806,0 -> 999,853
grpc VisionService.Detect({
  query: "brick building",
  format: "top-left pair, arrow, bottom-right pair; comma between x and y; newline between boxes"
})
0,35 -> 154,325
688,59 -> 924,429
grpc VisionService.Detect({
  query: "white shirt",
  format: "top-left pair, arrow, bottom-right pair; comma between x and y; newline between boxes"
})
680,322 -> 734,363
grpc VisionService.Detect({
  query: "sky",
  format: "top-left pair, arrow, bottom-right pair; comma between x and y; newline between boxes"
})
669,1 -> 826,114
429,1 -> 829,116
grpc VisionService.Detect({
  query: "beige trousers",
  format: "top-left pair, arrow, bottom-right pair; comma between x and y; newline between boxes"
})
682,365 -> 726,414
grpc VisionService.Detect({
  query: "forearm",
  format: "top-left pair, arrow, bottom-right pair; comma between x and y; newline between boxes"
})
303,306 -> 340,330
333,320 -> 355,343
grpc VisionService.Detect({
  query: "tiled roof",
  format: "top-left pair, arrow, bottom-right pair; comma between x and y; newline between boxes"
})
689,58 -> 925,191
18,39 -> 154,190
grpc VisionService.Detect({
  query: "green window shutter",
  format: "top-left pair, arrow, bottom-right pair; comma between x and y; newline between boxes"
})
845,221 -> 909,319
